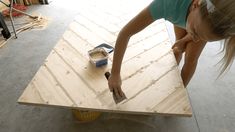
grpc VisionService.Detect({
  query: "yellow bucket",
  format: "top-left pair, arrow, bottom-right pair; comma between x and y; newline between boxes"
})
72,109 -> 101,122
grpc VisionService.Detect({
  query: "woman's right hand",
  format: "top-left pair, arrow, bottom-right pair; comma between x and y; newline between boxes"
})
172,39 -> 187,53
108,74 -> 124,98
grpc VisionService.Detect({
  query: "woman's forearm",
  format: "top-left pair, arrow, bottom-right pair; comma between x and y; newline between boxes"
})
110,6 -> 154,76
111,29 -> 131,76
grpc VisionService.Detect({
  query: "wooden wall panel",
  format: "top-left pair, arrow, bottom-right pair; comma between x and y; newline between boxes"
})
18,17 -> 192,117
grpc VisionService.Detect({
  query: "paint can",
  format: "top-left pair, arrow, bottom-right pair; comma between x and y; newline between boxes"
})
88,43 -> 114,67
88,47 -> 109,67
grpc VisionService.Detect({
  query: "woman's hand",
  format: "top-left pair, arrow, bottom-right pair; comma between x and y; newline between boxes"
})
172,33 -> 192,52
172,34 -> 192,64
108,74 -> 124,98
172,39 -> 187,53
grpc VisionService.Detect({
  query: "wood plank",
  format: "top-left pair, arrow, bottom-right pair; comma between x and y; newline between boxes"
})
153,88 -> 191,116
98,52 -> 179,107
129,21 -> 166,45
75,14 -> 120,34
54,39 -> 110,94
122,31 -> 169,62
19,66 -> 74,106
121,41 -> 171,80
121,54 -> 178,101
70,20 -> 115,45
78,6 -> 124,33
18,82 -> 45,105
0,0 -> 9,11
74,16 -> 116,44
122,69 -> 179,108
44,50 -> 102,108
62,30 -> 92,59
30,0 -> 39,4
119,69 -> 189,116
68,22 -> 104,46
62,29 -> 114,63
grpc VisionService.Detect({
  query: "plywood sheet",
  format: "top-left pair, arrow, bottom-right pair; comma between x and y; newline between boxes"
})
18,16 -> 192,116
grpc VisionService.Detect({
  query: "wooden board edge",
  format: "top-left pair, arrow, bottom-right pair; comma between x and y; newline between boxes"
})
17,100 -> 192,117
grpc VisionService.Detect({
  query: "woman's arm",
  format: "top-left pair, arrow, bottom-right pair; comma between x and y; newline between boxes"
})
108,6 -> 154,98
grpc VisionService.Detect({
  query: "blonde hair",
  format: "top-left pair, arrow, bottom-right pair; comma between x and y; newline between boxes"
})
201,0 -> 235,75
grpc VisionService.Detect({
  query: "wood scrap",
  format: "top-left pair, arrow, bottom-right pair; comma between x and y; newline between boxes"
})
23,0 -> 31,6
0,38 -> 10,48
0,15 -> 48,48
15,16 -> 48,33
30,0 -> 40,4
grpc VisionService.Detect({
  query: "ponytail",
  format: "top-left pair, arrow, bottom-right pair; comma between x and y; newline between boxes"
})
199,0 -> 235,76
218,36 -> 235,76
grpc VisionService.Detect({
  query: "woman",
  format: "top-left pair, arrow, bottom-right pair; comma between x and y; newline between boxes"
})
108,0 -> 235,98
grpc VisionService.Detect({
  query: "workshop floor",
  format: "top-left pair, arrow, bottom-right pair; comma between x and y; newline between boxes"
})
0,0 -> 234,132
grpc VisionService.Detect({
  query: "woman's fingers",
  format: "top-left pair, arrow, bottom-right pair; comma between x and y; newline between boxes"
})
117,87 -> 124,97
113,87 -> 121,98
107,74 -> 124,98
111,85 -> 124,98
109,85 -> 114,92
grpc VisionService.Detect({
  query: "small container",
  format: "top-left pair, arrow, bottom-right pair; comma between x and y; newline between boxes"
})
88,47 -> 109,67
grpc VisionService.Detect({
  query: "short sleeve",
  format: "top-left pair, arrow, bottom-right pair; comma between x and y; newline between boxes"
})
149,0 -> 165,20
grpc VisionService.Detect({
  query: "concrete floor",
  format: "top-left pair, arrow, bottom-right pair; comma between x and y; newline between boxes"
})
0,0 -> 235,132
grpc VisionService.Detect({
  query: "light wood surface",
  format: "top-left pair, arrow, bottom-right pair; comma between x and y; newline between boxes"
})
0,0 -> 8,11
18,15 -> 192,116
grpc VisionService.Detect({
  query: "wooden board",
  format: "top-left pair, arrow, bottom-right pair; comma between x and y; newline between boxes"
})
18,14 -> 192,116
0,0 -> 9,11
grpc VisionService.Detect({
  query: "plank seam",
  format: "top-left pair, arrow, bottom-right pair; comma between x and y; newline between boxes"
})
73,18 -> 115,44
123,39 -> 170,63
96,50 -> 173,97
75,14 -> 115,34
128,29 -> 167,47
62,34 -> 113,63
30,82 -> 47,103
44,63 -> 78,107
121,65 -> 178,105
123,50 -> 172,81
152,89 -> 186,112
53,49 -> 98,94
67,28 -> 100,49
61,37 -> 89,61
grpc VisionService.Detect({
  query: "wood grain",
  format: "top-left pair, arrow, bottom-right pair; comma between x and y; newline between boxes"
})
18,17 -> 192,116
